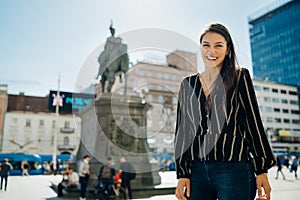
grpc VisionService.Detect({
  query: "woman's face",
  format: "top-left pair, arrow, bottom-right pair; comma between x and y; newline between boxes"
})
200,32 -> 228,70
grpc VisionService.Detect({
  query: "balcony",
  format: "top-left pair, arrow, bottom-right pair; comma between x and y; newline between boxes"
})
60,127 -> 75,133
58,144 -> 76,151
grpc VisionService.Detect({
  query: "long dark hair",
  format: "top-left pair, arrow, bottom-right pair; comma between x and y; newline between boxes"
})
199,23 -> 238,92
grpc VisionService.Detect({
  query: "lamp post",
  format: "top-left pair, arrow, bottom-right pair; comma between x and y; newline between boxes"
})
52,75 -> 61,172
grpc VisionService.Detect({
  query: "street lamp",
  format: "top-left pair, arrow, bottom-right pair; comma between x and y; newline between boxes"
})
52,75 -> 62,172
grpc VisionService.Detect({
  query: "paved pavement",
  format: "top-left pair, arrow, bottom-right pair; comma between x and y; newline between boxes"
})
0,167 -> 299,200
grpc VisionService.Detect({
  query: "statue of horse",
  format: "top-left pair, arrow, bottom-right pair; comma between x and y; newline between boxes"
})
96,35 -> 129,93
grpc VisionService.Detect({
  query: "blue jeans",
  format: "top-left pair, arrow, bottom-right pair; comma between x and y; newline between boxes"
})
189,160 -> 256,200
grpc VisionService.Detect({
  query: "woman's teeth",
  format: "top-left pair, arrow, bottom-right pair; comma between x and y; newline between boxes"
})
207,56 -> 217,60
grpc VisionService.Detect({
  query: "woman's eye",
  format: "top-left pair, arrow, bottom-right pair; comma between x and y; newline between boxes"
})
202,44 -> 209,47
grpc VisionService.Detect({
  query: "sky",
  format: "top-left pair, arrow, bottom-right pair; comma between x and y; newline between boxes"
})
0,0 -> 276,96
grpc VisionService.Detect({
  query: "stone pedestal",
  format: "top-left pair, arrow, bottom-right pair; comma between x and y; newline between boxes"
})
77,93 -> 161,189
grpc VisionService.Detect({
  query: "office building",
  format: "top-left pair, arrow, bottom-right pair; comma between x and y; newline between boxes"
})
253,79 -> 300,153
248,0 -> 300,87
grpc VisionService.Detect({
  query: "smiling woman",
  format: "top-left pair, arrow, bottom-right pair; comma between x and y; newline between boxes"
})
174,23 -> 276,200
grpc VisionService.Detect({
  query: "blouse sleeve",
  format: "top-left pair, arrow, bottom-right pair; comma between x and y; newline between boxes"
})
239,68 -> 277,175
174,78 -> 191,179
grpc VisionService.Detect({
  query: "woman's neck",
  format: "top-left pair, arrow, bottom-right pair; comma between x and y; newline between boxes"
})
201,68 -> 220,81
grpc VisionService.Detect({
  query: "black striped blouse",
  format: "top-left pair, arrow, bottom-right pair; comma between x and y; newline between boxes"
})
174,68 -> 276,179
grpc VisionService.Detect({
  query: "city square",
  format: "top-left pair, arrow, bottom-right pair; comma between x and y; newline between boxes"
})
0,167 -> 300,200
1,0 -> 300,200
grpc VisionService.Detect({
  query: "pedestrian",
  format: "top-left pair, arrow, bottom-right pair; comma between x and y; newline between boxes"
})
119,156 -> 136,199
54,159 -> 62,175
275,155 -> 285,180
283,155 -> 290,169
78,155 -> 90,200
97,157 -> 116,199
289,156 -> 298,179
0,158 -> 13,191
174,23 -> 277,200
21,160 -> 30,176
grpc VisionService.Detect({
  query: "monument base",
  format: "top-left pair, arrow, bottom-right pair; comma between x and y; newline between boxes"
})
77,93 -> 161,190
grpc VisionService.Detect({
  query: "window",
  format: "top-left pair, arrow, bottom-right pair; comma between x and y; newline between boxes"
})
280,89 -> 287,94
272,88 -> 278,93
64,121 -> 70,129
157,85 -> 162,90
171,74 -> 177,80
147,83 -> 152,90
266,117 -> 273,122
283,119 -> 290,123
265,107 -> 272,112
281,99 -> 288,104
147,95 -> 153,102
282,109 -> 289,113
263,87 -> 270,92
274,118 -> 281,123
254,85 -> 261,91
63,136 -> 69,145
291,110 -> 300,114
272,98 -> 280,103
290,100 -> 298,105
157,72 -> 162,78
12,118 -> 17,124
274,108 -> 280,113
186,66 -> 191,71
25,119 -> 31,127
289,91 -> 297,95
157,95 -> 163,103
138,70 -> 144,76
172,97 -> 178,104
171,86 -> 177,92
39,120 -> 44,126
164,73 -> 170,79
147,71 -> 152,77
292,119 -> 300,124
264,97 -> 271,102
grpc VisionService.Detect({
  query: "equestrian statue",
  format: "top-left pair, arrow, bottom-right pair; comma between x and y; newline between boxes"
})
96,22 -> 129,93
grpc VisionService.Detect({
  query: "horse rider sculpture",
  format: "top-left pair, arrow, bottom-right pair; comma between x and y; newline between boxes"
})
96,22 -> 129,93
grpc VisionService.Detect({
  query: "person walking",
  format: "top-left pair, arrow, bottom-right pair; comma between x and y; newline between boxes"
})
97,157 -> 116,199
119,156 -> 136,199
78,155 -> 90,200
290,156 -> 298,179
0,159 -> 13,191
174,23 -> 276,200
275,155 -> 285,180
21,160 -> 30,176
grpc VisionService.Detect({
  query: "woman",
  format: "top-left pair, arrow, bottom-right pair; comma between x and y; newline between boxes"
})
174,23 -> 276,200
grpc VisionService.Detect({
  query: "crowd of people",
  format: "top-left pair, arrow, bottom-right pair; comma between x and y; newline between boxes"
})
275,155 -> 299,180
76,155 -> 136,200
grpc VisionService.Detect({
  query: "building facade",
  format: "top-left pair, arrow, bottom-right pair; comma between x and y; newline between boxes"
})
0,85 -> 8,151
122,50 -> 198,153
253,79 -> 300,153
248,0 -> 300,87
1,93 -> 81,155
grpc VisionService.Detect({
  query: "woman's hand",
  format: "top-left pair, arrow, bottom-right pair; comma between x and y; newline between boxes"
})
256,173 -> 271,200
175,178 -> 190,200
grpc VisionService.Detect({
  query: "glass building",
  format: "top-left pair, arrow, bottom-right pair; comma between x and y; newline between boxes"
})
248,0 -> 300,87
